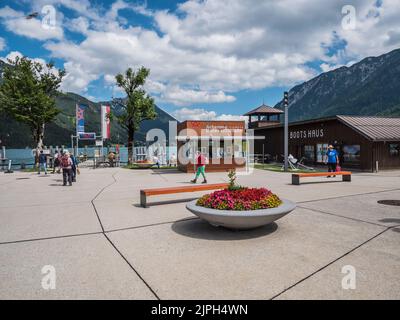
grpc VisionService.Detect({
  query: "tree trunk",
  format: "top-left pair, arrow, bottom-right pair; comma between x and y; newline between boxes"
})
36,123 -> 45,150
33,123 -> 45,165
127,125 -> 134,165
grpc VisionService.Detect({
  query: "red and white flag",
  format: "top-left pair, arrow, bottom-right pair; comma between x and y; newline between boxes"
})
101,105 -> 111,139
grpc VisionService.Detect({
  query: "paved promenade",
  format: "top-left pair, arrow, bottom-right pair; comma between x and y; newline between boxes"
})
0,167 -> 399,299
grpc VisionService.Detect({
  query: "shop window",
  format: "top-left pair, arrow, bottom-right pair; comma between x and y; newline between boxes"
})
316,144 -> 329,163
389,144 -> 399,156
342,145 -> 361,163
304,145 -> 315,162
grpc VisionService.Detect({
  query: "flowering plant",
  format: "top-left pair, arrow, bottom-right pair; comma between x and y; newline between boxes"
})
196,187 -> 282,211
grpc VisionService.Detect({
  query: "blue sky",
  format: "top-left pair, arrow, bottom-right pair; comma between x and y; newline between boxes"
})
0,0 -> 398,121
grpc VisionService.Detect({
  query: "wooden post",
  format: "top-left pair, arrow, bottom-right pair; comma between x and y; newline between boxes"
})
140,190 -> 147,208
292,174 -> 300,185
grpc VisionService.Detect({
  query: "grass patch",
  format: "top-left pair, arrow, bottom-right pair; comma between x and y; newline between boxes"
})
21,167 -> 38,173
254,163 -> 324,173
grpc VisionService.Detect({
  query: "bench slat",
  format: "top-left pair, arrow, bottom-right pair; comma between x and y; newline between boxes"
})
292,171 -> 352,185
140,183 -> 229,207
141,183 -> 228,196
294,171 -> 352,178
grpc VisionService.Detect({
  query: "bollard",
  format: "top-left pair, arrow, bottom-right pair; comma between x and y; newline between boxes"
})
5,160 -> 13,173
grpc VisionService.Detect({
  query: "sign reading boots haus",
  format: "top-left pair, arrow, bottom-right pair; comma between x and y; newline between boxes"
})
290,129 -> 324,139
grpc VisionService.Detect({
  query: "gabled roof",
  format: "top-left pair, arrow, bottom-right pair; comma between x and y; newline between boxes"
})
244,104 -> 284,116
337,115 -> 400,141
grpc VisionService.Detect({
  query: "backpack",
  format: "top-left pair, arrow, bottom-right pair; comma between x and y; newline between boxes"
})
61,155 -> 70,168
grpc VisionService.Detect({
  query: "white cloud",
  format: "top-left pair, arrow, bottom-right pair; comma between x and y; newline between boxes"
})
1,50 -> 23,63
0,37 -> 5,51
172,107 -> 247,123
0,6 -> 63,41
0,6 -> 23,19
3,0 -> 399,108
157,85 -> 236,106
65,17 -> 90,35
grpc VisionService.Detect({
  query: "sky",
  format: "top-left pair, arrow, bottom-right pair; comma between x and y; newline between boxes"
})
0,0 -> 399,121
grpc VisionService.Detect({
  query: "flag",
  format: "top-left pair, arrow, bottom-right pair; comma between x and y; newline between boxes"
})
76,104 -> 86,134
101,105 -> 111,139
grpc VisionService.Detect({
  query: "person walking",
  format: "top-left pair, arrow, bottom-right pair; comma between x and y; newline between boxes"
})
70,153 -> 78,182
153,155 -> 160,169
326,145 -> 339,178
52,151 -> 59,174
37,150 -> 47,175
60,151 -> 73,186
191,151 -> 207,184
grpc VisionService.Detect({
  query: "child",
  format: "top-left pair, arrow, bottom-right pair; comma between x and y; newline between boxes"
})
191,151 -> 207,184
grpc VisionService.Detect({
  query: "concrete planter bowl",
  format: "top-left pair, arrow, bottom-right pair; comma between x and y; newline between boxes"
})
186,199 -> 296,230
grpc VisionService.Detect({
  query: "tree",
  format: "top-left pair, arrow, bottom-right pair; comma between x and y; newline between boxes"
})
0,56 -> 65,151
112,67 -> 156,164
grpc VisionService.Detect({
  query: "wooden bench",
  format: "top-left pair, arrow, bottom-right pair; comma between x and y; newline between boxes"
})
292,171 -> 352,185
140,183 -> 229,207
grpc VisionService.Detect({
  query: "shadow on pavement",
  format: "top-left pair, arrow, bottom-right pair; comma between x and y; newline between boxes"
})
288,180 -> 348,186
379,218 -> 400,224
391,228 -> 400,233
151,169 -> 181,174
171,218 -> 278,241
132,197 -> 198,208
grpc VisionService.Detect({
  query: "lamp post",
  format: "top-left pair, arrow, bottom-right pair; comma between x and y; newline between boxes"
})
284,91 -> 289,172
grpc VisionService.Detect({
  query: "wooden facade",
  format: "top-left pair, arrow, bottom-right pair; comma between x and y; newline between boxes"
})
254,117 -> 400,171
177,121 -> 247,173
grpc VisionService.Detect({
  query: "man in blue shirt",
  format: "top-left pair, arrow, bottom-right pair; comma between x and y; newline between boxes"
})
38,150 -> 47,175
326,145 -> 339,177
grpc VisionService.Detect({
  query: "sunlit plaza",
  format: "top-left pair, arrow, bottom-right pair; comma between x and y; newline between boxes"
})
0,167 -> 399,299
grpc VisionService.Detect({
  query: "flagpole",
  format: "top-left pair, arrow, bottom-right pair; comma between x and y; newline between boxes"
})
75,103 -> 79,157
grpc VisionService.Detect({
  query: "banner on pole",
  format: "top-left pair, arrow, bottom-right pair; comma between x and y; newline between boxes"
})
101,105 -> 111,140
76,104 -> 86,134
78,132 -> 96,140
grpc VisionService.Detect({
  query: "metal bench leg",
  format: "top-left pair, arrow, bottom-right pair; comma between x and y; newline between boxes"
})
342,175 -> 351,182
292,175 -> 300,185
140,192 -> 147,208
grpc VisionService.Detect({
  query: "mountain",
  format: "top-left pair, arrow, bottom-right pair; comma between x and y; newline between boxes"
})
0,88 -> 177,148
275,48 -> 400,121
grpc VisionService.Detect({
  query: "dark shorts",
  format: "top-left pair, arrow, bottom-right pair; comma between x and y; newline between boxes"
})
327,163 -> 336,172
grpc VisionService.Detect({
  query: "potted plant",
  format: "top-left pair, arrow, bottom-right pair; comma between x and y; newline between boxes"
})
186,169 -> 296,230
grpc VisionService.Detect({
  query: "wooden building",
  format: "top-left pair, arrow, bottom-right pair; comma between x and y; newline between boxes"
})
253,115 -> 400,171
177,120 -> 247,173
244,104 -> 284,129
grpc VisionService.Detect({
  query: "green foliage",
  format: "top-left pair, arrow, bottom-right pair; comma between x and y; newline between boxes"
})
0,56 -> 65,149
112,67 -> 156,130
111,66 -> 156,163
227,169 -> 236,189
227,169 -> 245,191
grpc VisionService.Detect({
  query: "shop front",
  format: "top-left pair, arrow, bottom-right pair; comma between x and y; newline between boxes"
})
254,115 -> 400,171
177,121 -> 248,173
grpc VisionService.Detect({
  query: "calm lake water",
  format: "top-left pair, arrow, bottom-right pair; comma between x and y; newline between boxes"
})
1,146 -> 177,169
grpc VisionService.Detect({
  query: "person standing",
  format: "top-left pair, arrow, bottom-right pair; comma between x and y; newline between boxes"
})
326,145 -> 339,178
191,151 -> 207,184
70,153 -> 78,182
60,151 -> 73,186
52,151 -> 59,174
38,150 -> 47,175
153,155 -> 160,169
108,151 -> 116,167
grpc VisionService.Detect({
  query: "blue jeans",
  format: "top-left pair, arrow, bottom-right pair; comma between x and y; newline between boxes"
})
38,163 -> 47,174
